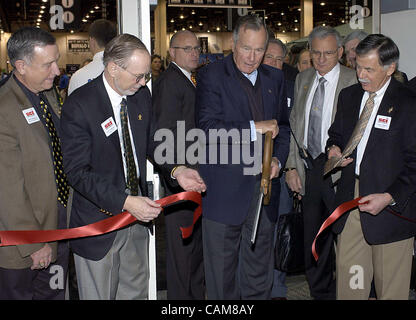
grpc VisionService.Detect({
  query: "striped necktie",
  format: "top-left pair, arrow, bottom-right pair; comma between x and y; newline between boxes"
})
39,95 -> 69,207
324,92 -> 377,175
120,98 -> 139,196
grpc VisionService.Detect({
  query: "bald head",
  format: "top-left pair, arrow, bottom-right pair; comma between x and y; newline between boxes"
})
169,30 -> 200,72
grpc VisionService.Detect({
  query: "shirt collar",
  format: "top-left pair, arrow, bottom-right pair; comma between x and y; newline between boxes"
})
171,61 -> 193,82
315,62 -> 340,83
93,51 -> 104,62
102,73 -> 126,108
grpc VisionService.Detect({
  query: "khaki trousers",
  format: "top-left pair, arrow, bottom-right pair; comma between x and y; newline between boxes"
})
336,179 -> 413,300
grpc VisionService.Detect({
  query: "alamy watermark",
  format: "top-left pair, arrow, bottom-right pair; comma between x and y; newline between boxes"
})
153,121 -> 263,176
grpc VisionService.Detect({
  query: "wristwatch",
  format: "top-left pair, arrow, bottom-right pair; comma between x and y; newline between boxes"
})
389,197 -> 396,206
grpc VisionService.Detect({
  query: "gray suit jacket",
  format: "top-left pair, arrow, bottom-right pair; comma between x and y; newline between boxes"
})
285,64 -> 357,194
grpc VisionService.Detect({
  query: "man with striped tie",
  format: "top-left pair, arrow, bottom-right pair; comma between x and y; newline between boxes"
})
326,34 -> 416,299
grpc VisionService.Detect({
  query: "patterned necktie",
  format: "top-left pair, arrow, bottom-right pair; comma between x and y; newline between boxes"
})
324,92 -> 377,175
120,98 -> 139,196
307,76 -> 327,159
191,72 -> 197,86
39,95 -> 69,207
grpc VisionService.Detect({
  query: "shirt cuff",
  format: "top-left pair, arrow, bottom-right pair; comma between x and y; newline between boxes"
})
250,120 -> 257,142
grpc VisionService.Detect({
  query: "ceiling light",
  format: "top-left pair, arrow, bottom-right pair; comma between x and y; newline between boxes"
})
37,18 -> 42,22
82,19 -> 87,22
86,15 -> 90,18
90,10 -> 94,13
320,2 -> 326,5
170,18 -> 174,23
41,5 -> 46,9
198,22 -> 203,26
216,27 -> 220,31
180,14 -> 184,19
70,30 -> 74,34
328,12 -> 333,16
94,6 -> 100,10
42,0 -> 47,2
191,10 -> 195,15
40,10 -> 44,14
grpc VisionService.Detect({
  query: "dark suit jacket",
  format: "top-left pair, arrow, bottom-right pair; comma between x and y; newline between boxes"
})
195,54 -> 290,225
61,74 -> 172,260
327,78 -> 416,244
153,62 -> 197,187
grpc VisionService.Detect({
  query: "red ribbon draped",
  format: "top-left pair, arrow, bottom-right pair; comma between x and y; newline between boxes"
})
312,197 -> 363,262
0,191 -> 201,247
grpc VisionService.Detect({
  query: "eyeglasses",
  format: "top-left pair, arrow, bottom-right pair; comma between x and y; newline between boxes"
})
311,48 -> 339,59
119,65 -> 151,84
173,46 -> 202,54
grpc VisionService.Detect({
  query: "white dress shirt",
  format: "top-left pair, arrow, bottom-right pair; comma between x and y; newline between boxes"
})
303,63 -> 341,152
102,74 -> 140,182
356,78 -> 391,175
68,51 -> 105,95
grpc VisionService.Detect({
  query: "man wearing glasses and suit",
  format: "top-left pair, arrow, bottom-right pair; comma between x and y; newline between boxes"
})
285,26 -> 357,300
60,34 -> 206,300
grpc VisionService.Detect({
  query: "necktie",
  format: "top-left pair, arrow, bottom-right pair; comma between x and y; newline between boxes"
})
120,98 -> 139,196
324,92 -> 377,175
39,95 -> 69,207
191,72 -> 197,86
307,77 -> 326,159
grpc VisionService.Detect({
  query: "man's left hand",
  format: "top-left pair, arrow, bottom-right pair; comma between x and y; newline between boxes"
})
358,193 -> 393,216
174,166 -> 207,193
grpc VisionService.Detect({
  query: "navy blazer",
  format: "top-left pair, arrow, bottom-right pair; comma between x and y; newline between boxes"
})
195,54 -> 290,225
327,78 -> 416,244
61,75 -> 172,260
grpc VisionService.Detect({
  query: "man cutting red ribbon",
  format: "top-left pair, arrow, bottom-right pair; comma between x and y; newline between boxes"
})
321,34 -> 416,300
59,34 -> 206,300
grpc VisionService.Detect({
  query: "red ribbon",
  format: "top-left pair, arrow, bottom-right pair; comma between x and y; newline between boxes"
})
0,191 -> 201,247
312,197 -> 363,262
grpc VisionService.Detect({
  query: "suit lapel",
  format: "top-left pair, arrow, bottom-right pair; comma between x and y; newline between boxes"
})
363,79 -> 396,158
95,76 -> 122,151
10,77 -> 50,145
170,63 -> 195,91
296,69 -> 315,144
224,55 -> 253,121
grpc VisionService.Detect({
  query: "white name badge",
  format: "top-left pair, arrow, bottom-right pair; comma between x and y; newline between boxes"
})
101,117 -> 117,137
22,107 -> 40,124
374,115 -> 391,130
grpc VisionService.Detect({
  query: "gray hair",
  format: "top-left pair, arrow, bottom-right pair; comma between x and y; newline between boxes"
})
343,30 -> 368,46
267,38 -> 287,57
103,33 -> 148,68
7,27 -> 56,68
233,15 -> 268,46
308,26 -> 343,49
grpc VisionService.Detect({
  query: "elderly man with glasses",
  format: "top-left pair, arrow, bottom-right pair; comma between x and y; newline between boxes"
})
285,26 -> 357,300
60,34 -> 206,300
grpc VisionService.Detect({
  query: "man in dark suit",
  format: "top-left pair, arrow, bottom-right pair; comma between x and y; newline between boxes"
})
61,34 -> 206,300
152,30 -> 205,300
326,34 -> 416,299
195,15 -> 290,299
0,27 -> 69,300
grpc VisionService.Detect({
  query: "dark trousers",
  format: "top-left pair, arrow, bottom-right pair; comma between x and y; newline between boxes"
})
165,201 -> 205,300
202,197 -> 275,300
303,154 -> 336,300
0,204 -> 69,300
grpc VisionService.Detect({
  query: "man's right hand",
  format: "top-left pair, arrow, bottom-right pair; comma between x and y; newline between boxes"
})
254,119 -> 279,138
123,195 -> 162,223
30,244 -> 52,270
285,169 -> 302,196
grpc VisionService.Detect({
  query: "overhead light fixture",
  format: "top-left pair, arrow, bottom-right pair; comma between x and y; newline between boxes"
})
42,0 -> 47,2
328,12 -> 333,16
198,22 -> 203,26
82,19 -> 87,22
90,10 -> 94,13
37,18 -> 42,22
320,2 -> 326,5
180,14 -> 184,19
216,26 -> 220,31
191,10 -> 195,15
94,5 -> 100,10
170,18 -> 174,23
